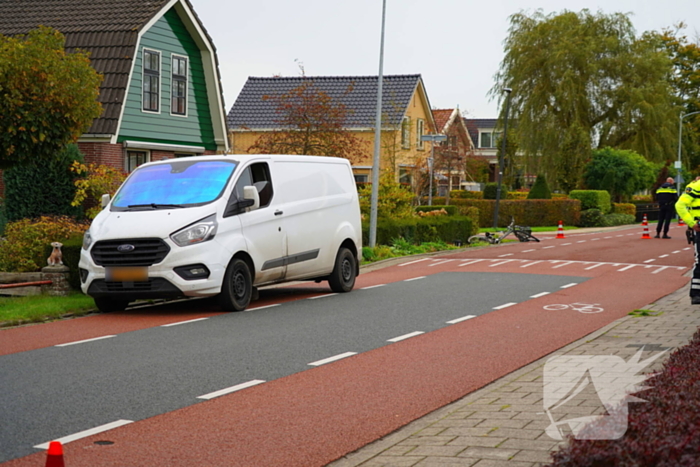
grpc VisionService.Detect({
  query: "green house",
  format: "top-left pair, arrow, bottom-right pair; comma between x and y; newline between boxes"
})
0,0 -> 229,175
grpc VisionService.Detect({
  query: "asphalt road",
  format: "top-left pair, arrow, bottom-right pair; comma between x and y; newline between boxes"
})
0,224 -> 692,466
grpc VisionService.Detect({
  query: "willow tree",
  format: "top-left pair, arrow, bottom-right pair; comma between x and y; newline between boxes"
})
492,10 -> 677,192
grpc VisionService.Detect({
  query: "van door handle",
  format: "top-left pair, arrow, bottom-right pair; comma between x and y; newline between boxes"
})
274,210 -> 284,216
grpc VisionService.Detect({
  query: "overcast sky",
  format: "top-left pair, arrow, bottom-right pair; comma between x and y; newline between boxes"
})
193,0 -> 700,119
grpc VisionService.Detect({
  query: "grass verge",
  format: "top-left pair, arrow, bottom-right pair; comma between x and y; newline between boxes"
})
0,293 -> 96,327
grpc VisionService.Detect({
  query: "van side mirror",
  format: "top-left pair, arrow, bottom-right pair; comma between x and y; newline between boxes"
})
101,194 -> 111,209
243,185 -> 260,211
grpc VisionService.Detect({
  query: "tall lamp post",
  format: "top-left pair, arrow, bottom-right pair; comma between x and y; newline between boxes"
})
677,110 -> 700,197
421,133 -> 447,205
369,0 -> 387,248
493,88 -> 512,228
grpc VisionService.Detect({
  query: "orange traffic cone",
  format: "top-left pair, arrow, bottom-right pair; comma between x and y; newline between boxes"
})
679,217 -> 685,226
45,441 -> 64,467
641,214 -> 651,239
556,220 -> 565,239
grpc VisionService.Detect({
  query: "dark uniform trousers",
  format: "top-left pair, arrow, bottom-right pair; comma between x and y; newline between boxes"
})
694,230 -> 700,299
657,204 -> 674,236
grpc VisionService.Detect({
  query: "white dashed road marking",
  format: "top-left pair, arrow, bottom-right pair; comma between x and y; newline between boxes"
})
399,258 -> 429,267
55,336 -> 116,347
530,292 -> 550,298
34,420 -> 134,449
447,315 -> 476,324
161,318 -> 209,327
388,331 -> 424,342
404,276 -> 426,282
493,302 -> 517,310
197,380 -> 266,400
561,283 -> 578,289
308,352 -> 357,366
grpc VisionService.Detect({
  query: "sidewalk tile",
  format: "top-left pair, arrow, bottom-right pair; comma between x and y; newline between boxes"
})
361,456 -> 424,467
397,436 -> 457,447
446,436 -> 507,448
487,427 -> 543,440
470,459 -> 534,467
408,445 -> 467,457
457,446 -> 519,460
414,458 -> 480,466
510,449 -> 555,463
498,438 -> 561,451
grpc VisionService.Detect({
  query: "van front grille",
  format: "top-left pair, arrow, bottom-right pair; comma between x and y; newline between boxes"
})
91,238 -> 170,267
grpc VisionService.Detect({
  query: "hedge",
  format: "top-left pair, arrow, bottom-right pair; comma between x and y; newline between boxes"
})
415,205 -> 458,216
362,215 -> 478,246
569,190 -> 611,213
612,203 -> 636,216
430,198 -> 580,228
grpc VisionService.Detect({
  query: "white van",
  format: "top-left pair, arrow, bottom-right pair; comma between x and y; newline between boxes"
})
78,154 -> 362,312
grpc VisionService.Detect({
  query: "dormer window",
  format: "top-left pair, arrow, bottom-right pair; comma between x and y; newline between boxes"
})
143,49 -> 161,112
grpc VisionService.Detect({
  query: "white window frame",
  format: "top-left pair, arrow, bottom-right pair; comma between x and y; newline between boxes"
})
170,53 -> 188,117
401,116 -> 411,149
416,118 -> 425,150
142,48 -> 161,114
125,149 -> 150,173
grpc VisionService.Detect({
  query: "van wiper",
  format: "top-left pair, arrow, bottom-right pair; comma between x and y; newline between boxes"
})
127,203 -> 184,210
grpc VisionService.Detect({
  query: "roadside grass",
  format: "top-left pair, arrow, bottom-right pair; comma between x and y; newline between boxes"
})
0,293 -> 96,327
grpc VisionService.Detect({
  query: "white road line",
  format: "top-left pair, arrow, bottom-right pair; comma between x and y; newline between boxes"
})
459,259 -> 484,267
643,259 -> 656,263
498,253 -> 514,257
585,263 -> 604,270
616,235 -> 624,237
447,315 -> 476,324
493,302 -> 517,310
161,318 -> 209,327
673,250 -> 681,254
552,262 -> 573,269
489,260 -> 514,267
530,292 -> 550,298
388,331 -> 424,342
561,283 -> 578,289
591,238 -> 600,241
308,294 -> 338,300
521,261 -> 542,268
652,267 -> 669,274
618,265 -> 635,272
577,241 -> 587,243
197,380 -> 266,400
34,420 -> 134,449
399,258 -> 429,267
522,249 -> 535,253
542,246 -> 555,249
430,260 -> 453,267
659,254 -> 669,258
561,243 -> 572,246
308,352 -> 357,366
604,236 -> 613,239
55,335 -> 116,347
404,276 -> 426,282
362,284 -> 386,290
684,247 -> 692,251
248,304 -> 281,310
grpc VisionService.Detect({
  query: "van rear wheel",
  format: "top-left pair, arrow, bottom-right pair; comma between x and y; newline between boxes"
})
219,258 -> 252,311
328,247 -> 356,293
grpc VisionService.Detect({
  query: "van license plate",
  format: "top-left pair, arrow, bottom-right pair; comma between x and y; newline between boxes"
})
106,267 -> 148,282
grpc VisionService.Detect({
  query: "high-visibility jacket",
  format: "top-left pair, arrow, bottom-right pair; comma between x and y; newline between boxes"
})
656,183 -> 678,207
676,180 -> 700,226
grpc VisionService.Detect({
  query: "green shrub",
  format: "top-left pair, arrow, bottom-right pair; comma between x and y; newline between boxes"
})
43,236 -> 83,290
569,190 -> 611,213
430,198 -> 580,228
415,205 -> 458,216
580,209 -> 604,227
612,203 -> 636,216
4,144 -> 84,222
0,216 -> 88,272
450,190 -> 483,199
527,174 -> 552,199
362,215 -> 477,246
359,175 -> 415,220
602,213 -> 635,227
0,197 -> 6,236
483,183 -> 499,199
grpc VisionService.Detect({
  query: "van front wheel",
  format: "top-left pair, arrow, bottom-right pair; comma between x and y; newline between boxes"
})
219,258 -> 252,311
328,247 -> 356,293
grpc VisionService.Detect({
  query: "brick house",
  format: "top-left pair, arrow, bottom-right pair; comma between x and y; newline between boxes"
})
431,108 -> 475,195
0,0 -> 229,195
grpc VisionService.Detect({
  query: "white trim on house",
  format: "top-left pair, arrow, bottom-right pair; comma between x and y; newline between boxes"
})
123,140 -> 205,153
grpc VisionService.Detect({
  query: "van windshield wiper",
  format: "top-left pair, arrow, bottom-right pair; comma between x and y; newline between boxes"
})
127,203 -> 184,210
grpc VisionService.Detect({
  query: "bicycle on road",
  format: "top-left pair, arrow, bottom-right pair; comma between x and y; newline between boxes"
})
468,217 -> 540,245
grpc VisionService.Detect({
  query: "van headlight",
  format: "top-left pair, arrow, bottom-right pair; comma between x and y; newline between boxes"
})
82,230 -> 92,250
170,214 -> 218,247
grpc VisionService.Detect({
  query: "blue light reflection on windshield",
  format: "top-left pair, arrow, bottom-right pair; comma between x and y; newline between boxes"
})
113,161 -> 237,207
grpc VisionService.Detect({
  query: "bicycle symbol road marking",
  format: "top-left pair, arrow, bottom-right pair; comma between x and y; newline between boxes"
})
543,303 -> 604,314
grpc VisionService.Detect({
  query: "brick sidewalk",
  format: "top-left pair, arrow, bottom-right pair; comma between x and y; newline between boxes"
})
329,283 -> 700,467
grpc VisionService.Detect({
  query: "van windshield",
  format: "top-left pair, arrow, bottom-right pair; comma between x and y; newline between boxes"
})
112,160 -> 237,210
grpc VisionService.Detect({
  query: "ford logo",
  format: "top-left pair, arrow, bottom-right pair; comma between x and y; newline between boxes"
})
117,244 -> 136,253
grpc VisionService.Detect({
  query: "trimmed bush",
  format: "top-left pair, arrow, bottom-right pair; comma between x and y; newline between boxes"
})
362,215 -> 477,246
580,209 -> 604,227
4,144 -> 84,222
0,197 -> 6,236
0,216 -> 88,272
569,190 -> 611,213
450,190 -> 483,200
415,205 -> 458,216
602,213 -> 635,227
430,198 -> 581,228
527,174 -> 552,199
483,183 -> 499,200
612,203 -> 636,216
43,236 -> 83,290
548,328 -> 700,465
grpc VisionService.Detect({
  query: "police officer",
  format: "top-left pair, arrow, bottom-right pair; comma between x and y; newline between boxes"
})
655,177 -> 677,238
676,178 -> 700,304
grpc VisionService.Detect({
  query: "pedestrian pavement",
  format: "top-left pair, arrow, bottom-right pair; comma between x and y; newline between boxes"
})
328,279 -> 700,467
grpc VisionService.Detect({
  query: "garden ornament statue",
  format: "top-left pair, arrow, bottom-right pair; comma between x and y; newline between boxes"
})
47,242 -> 63,266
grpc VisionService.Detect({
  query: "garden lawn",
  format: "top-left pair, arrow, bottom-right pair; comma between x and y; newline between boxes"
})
0,292 -> 96,327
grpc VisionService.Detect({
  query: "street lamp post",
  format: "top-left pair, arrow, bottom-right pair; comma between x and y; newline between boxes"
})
677,110 -> 700,197
369,0 -> 387,248
421,134 -> 447,205
493,88 -> 512,229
